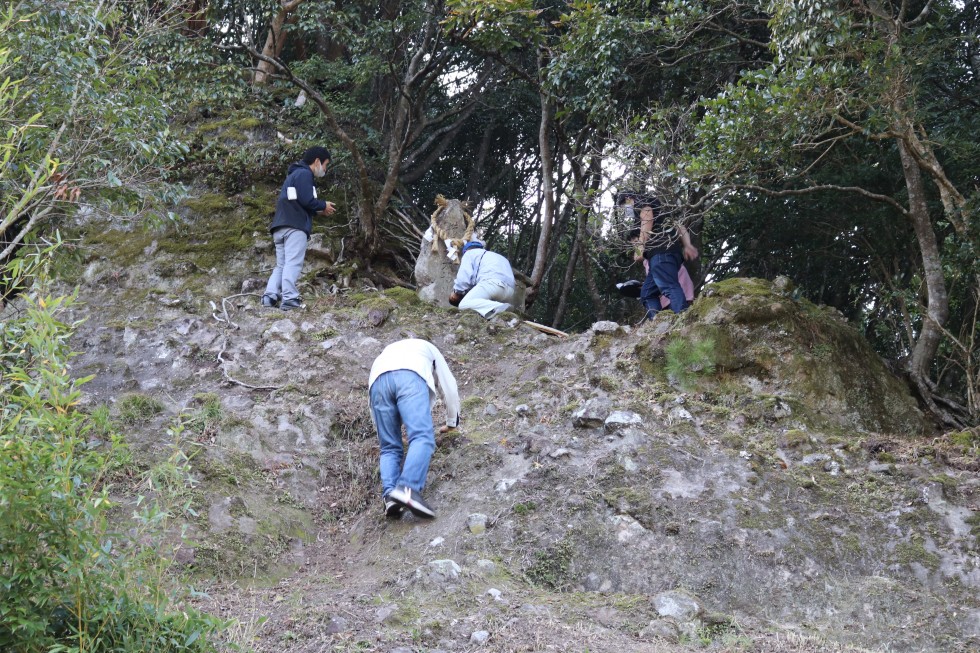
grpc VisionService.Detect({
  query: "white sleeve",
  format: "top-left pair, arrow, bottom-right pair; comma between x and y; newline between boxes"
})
431,348 -> 460,427
453,252 -> 476,293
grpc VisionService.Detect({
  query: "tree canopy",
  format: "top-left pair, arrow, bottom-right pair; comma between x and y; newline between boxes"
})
3,0 -> 978,424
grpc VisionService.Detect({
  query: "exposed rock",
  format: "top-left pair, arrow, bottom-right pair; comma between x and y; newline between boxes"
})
324,616 -> 348,634
475,559 -> 496,573
869,462 -> 895,474
415,198 -> 472,306
772,275 -> 794,294
55,216 -> 975,652
240,277 -> 265,294
604,410 -> 643,432
592,606 -> 620,626
650,276 -> 929,433
305,233 -> 333,261
591,320 -> 622,334
265,319 -> 298,341
367,307 -> 389,327
469,630 -> 490,645
668,405 -> 694,422
415,559 -> 462,586
467,513 -> 488,534
374,606 -> 398,624
639,619 -> 680,643
572,398 -> 610,428
801,453 -> 832,466
771,398 -> 793,419
653,590 -> 703,621
494,478 -> 517,492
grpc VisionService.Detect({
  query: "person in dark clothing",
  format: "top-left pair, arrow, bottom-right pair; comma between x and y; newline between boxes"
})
622,194 -> 698,319
262,146 -> 336,311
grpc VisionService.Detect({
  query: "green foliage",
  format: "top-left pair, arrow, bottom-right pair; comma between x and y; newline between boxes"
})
665,336 -> 717,388
525,539 -> 575,590
3,1 -> 190,234
443,0 -> 543,52
184,394 -> 223,442
0,250 -> 223,652
513,501 -> 537,516
948,431 -> 979,449
0,8 -> 55,263
118,393 -> 165,426
545,0 -> 650,124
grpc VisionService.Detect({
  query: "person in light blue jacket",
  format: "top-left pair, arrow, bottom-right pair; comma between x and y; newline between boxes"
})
449,240 -> 515,319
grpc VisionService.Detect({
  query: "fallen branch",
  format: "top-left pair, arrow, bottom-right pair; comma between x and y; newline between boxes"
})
210,293 -> 257,330
365,269 -> 416,291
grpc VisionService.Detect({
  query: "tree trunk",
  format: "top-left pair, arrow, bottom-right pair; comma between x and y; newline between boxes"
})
897,138 -> 951,418
552,217 -> 580,329
578,233 -> 606,322
526,51 -> 555,308
182,0 -> 209,36
466,122 -> 495,204
253,1 -> 305,85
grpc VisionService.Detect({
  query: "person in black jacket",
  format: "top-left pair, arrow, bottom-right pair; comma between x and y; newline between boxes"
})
262,146 -> 336,311
620,193 -> 698,319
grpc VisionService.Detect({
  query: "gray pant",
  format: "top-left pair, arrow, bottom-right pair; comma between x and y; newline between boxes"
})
264,227 -> 307,302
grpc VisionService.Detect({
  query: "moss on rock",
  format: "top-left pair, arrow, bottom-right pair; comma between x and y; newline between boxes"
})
631,277 -> 929,435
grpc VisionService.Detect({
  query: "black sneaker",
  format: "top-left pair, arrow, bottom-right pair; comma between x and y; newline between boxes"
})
382,493 -> 404,519
261,294 -> 279,308
386,485 -> 435,519
280,299 -> 304,311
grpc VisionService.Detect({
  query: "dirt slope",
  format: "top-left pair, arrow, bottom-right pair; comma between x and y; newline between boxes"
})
54,210 -> 980,653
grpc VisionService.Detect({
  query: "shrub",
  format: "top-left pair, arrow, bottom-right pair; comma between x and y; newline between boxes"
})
0,251 -> 223,652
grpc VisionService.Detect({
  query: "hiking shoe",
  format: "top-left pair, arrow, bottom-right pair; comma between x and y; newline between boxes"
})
280,299 -> 304,312
261,294 -> 279,308
386,485 -> 435,519
382,493 -> 404,519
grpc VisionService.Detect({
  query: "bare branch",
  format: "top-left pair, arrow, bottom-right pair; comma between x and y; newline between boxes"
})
905,0 -> 935,27
734,183 -> 910,215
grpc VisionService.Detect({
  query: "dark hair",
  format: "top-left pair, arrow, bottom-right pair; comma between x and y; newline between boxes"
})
635,195 -> 658,210
616,191 -> 657,210
302,146 -> 332,165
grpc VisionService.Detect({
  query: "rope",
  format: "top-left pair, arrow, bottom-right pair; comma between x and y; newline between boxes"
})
429,194 -> 475,262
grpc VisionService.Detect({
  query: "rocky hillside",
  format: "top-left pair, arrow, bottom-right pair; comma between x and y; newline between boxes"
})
49,202 -> 980,653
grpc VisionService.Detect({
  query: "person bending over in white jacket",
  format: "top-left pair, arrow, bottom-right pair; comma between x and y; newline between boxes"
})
368,339 -> 460,519
448,240 -> 515,319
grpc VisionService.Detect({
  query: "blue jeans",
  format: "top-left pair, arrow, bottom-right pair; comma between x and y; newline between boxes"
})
369,370 -> 435,495
642,252 -> 686,318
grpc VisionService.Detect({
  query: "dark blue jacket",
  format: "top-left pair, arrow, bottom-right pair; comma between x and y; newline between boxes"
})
269,161 -> 327,237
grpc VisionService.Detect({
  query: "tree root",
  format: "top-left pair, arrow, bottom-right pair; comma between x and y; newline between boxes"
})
211,293 -> 283,391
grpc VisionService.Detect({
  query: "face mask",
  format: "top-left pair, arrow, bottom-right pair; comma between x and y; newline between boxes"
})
313,161 -> 326,178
